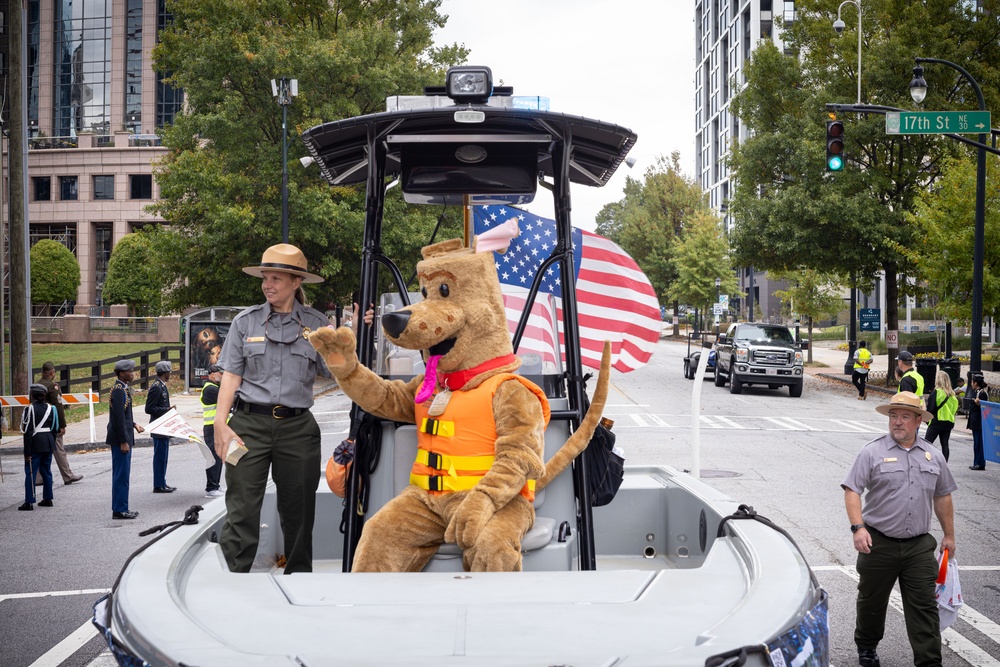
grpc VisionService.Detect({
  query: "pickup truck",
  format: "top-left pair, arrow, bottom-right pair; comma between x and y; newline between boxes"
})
713,322 -> 805,397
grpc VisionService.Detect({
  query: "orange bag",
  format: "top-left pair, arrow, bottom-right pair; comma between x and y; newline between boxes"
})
325,439 -> 355,497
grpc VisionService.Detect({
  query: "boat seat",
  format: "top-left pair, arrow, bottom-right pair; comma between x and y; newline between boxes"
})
392,425 -> 556,556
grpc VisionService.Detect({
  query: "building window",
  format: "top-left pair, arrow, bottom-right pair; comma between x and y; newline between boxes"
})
156,0 -> 184,128
33,176 -> 51,201
30,224 -> 77,253
53,0 -> 113,137
125,0 -> 143,131
93,175 -> 115,200
60,176 -> 79,200
27,1 -> 40,129
130,174 -> 153,199
95,223 -> 113,308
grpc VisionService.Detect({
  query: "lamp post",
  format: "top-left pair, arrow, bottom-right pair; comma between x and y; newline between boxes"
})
909,59 -> 986,387
271,77 -> 298,243
833,0 -> 862,105
714,277 -> 721,331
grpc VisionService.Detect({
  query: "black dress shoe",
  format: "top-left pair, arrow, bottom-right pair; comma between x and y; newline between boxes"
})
112,511 -> 139,520
18,503 -> 33,511
38,499 -> 53,507
166,485 -> 177,491
969,465 -> 986,471
153,487 -> 175,493
858,648 -> 880,667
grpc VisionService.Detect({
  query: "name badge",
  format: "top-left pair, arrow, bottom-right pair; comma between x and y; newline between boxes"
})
246,336 -> 265,343
883,457 -> 897,462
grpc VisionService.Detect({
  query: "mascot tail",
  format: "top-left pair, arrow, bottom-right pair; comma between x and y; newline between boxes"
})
536,341 -> 612,491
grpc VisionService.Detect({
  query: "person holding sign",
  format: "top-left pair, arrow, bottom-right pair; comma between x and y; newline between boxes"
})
146,361 -> 175,493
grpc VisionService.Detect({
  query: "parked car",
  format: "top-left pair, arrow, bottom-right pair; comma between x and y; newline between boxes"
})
714,322 -> 804,397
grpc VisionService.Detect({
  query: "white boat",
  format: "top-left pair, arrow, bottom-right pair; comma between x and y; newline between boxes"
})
94,66 -> 829,667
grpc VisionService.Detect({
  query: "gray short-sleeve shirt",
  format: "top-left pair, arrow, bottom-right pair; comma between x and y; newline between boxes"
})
218,301 -> 331,408
841,433 -> 957,538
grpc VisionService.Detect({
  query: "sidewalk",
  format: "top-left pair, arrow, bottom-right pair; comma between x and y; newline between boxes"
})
0,377 -> 338,456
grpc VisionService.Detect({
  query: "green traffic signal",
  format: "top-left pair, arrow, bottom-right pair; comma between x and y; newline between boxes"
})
826,120 -> 845,172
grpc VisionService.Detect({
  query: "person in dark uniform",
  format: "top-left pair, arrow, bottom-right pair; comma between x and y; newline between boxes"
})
213,244 -> 331,574
201,364 -> 226,498
145,360 -> 175,493
968,373 -> 989,471
37,361 -> 82,485
842,391 -> 957,667
19,384 -> 58,511
896,350 -> 924,397
106,359 -> 145,520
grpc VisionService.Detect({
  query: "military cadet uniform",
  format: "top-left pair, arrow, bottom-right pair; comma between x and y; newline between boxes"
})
106,360 -> 140,519
38,362 -> 82,484
217,299 -> 330,574
842,433 -> 957,667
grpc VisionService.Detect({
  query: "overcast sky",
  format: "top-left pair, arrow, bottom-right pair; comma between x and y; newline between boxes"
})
433,0 -> 696,231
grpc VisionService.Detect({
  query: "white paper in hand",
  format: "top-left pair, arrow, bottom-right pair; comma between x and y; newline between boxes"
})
225,439 -> 249,466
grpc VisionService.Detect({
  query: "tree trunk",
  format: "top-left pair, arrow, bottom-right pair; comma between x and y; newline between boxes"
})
672,299 -> 680,337
807,316 -> 814,365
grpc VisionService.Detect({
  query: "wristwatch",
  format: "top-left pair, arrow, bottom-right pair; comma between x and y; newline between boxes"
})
850,523 -> 866,533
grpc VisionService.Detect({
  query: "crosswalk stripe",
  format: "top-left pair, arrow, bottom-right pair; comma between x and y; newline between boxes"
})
646,414 -> 670,427
779,417 -> 819,431
714,415 -> 749,429
629,414 -> 650,427
28,618 -> 97,667
762,416 -> 801,430
832,420 -> 871,433
699,415 -> 722,429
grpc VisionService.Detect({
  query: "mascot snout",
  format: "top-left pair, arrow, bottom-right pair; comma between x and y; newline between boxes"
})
381,310 -> 410,338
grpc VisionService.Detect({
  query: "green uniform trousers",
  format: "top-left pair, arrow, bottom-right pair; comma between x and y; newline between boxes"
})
220,409 -> 321,574
855,530 -> 941,666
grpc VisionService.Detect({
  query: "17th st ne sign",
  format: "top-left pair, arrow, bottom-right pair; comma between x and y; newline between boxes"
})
886,110 -> 991,135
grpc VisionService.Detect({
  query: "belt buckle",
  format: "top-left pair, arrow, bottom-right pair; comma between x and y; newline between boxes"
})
272,405 -> 286,419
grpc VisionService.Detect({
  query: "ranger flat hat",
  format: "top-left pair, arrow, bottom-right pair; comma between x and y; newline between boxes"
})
155,361 -> 173,374
114,359 -> 136,373
242,243 -> 324,284
876,391 -> 933,422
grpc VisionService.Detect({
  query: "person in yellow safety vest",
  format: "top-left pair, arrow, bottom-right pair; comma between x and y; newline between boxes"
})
201,364 -> 227,498
852,340 -> 872,400
896,350 -> 925,402
924,371 -> 959,461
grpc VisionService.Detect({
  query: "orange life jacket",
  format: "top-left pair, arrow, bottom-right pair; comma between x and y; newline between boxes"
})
411,372 -> 550,501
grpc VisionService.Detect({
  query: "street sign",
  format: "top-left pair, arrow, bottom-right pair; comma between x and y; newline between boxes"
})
859,308 -> 881,332
886,330 -> 899,348
713,303 -> 724,316
886,111 -> 991,135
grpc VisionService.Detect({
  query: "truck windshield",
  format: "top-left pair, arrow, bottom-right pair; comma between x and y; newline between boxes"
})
738,325 -> 795,343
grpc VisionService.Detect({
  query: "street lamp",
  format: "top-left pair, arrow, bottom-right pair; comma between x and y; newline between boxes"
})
271,77 -> 298,243
909,58 -> 987,388
833,0 -> 862,105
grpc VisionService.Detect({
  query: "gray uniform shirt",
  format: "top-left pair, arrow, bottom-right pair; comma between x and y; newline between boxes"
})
842,433 -> 957,538
218,301 -> 331,409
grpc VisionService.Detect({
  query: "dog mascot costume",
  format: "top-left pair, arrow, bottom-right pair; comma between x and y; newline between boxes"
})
309,234 -> 610,573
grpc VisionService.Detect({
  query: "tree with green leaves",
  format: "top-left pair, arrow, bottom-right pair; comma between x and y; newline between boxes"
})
772,269 -> 845,363
904,155 -> 1000,325
596,152 -> 709,335
102,232 -> 166,316
29,240 -> 81,315
149,0 -> 468,311
727,0 -> 1000,361
666,211 -> 738,330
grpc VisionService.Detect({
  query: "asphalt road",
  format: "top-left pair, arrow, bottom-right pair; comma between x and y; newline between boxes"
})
1,337 -> 998,667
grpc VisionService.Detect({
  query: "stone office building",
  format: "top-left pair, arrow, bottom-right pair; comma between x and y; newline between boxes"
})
0,0 -> 180,315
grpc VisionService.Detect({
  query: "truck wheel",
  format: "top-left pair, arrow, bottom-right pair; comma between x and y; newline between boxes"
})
714,362 -> 726,387
684,360 -> 692,379
789,382 -> 803,398
729,369 -> 743,394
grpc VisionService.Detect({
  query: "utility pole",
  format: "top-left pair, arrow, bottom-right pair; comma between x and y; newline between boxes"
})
9,0 -> 31,400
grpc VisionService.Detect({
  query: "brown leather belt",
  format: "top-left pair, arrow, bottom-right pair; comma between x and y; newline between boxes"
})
235,398 -> 305,419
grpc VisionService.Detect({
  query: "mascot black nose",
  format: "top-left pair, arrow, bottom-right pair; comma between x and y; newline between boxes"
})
382,310 -> 411,338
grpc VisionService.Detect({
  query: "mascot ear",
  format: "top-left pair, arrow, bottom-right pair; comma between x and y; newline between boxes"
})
421,238 -> 466,259
473,219 -> 520,254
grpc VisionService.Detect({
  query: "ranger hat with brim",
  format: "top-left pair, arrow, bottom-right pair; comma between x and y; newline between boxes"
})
242,243 -> 324,284
876,391 -> 933,422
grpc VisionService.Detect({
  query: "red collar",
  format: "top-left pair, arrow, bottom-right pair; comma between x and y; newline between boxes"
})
439,354 -> 518,391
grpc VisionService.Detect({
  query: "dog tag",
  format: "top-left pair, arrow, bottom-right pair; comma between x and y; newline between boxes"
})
428,389 -> 452,416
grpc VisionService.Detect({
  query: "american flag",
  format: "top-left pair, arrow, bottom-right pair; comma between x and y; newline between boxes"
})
474,205 -> 661,373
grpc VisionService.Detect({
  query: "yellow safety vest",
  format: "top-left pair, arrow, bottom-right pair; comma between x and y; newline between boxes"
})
201,381 -> 219,427
899,368 -> 925,396
854,348 -> 872,371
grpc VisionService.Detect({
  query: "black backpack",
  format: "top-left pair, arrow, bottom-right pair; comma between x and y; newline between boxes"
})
579,387 -> 624,507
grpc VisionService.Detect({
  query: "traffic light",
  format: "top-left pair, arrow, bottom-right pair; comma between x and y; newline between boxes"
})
826,120 -> 845,171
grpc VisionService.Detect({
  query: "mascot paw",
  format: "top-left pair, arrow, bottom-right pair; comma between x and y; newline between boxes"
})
445,491 -> 495,549
308,326 -> 358,372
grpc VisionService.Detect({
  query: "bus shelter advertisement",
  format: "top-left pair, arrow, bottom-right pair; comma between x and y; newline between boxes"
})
189,321 -> 231,387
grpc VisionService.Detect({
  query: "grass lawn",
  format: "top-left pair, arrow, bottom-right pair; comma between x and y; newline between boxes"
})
3,342 -> 184,432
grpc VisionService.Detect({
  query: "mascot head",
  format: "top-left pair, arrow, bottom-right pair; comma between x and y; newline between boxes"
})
381,238 -> 517,377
